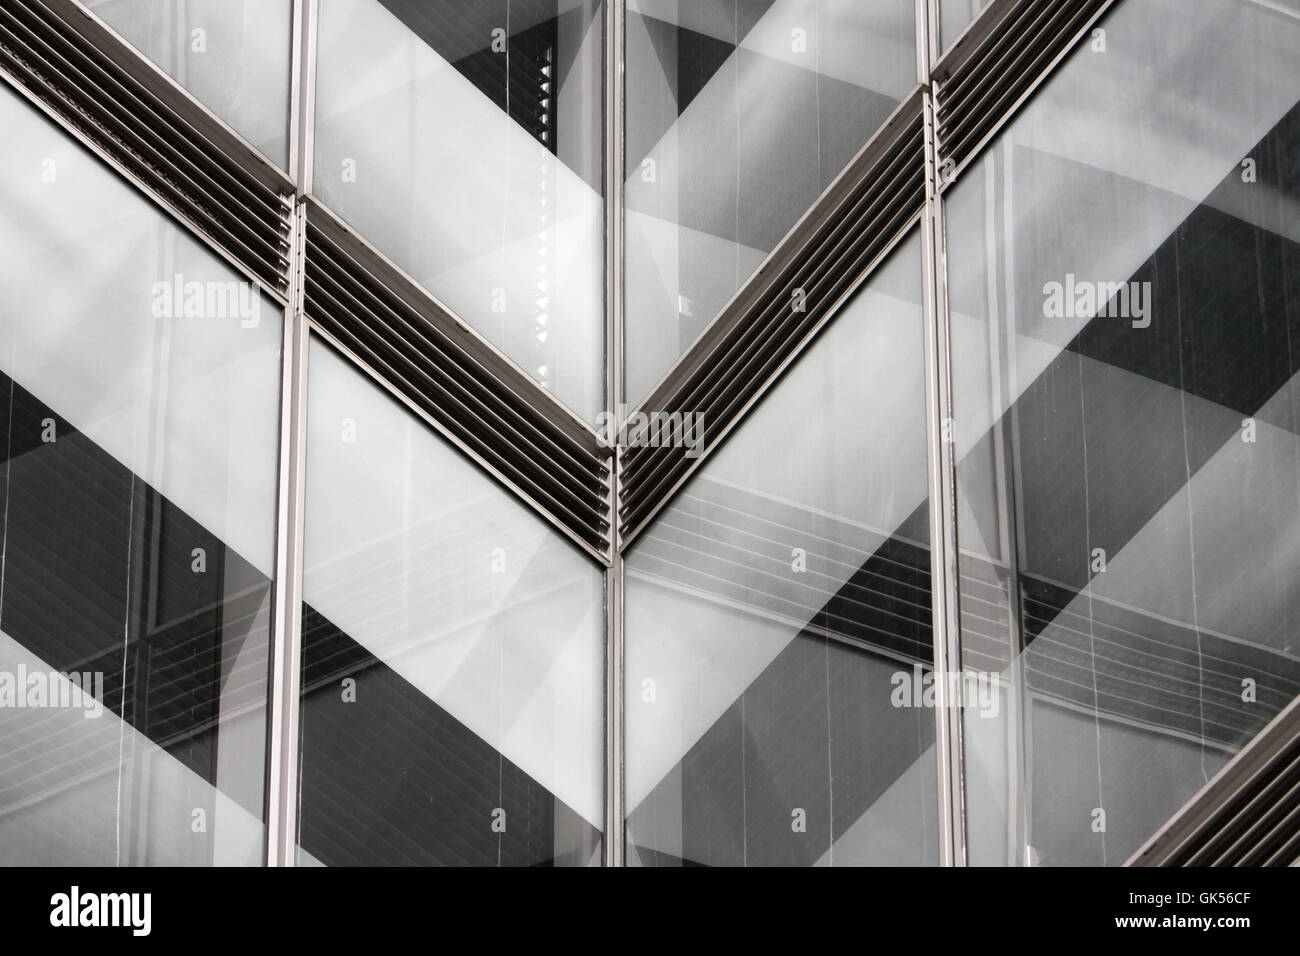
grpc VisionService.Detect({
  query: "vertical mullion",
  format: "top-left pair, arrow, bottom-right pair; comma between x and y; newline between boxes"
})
289,0 -> 318,197
267,207 -> 309,868
266,0 -> 316,868
918,0 -> 967,868
603,0 -> 626,868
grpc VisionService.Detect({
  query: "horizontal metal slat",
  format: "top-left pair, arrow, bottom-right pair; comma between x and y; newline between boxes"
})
304,240 -> 608,505
621,124 -> 924,494
302,200 -> 613,561
0,0 -> 293,295
1129,695 -> 1300,867
304,280 -> 610,540
933,0 -> 1115,186
0,5 -> 287,247
618,91 -> 927,547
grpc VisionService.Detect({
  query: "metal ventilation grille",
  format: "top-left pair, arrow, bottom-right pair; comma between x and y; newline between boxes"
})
1130,697 -> 1300,867
934,0 -> 1115,183
619,90 -> 927,547
302,200 -> 613,561
0,0 -> 293,296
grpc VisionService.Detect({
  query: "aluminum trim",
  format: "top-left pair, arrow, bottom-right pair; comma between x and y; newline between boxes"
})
617,213 -> 922,550
0,65 -> 291,306
935,0 -> 1118,194
603,0 -> 626,868
53,0 -> 291,191
303,196 -> 609,455
626,86 -> 927,422
304,318 -> 612,568
266,202 -> 309,867
1128,694 -> 1300,866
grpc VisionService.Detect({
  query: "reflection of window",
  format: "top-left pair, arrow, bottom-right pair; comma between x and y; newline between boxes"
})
0,84 -> 282,866
377,1 -> 561,153
295,343 -> 604,867
624,232 -> 938,867
623,0 -> 917,405
314,0 -> 605,420
83,0 -> 293,166
947,0 -> 1300,866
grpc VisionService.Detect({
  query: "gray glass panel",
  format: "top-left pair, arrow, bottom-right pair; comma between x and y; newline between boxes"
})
938,0 -> 991,54
946,0 -> 1300,866
624,231 -> 938,866
0,84 -> 282,865
86,0 -> 293,168
313,0 -> 605,421
624,0 -> 916,407
295,341 -> 604,866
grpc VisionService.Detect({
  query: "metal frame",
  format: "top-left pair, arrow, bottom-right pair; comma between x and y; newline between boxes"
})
933,0 -> 1117,193
5,0 -> 1176,867
617,87 -> 927,547
918,0 -> 967,868
263,0 -> 318,869
1129,694 -> 1300,866
301,196 -> 614,563
266,202 -> 310,868
602,0 -> 626,868
0,0 -> 294,297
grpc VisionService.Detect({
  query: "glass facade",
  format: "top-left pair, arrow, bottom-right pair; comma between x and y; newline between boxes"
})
624,0 -> 916,405
938,0 -> 990,52
947,0 -> 1300,865
313,0 -> 605,420
625,232 -> 938,865
2,0 -> 1299,869
296,342 -> 603,865
85,0 -> 294,168
0,81 -> 282,864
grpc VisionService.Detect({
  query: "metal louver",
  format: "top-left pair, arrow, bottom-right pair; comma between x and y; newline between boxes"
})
0,0 -> 293,297
302,199 -> 614,563
933,0 -> 1116,186
1129,696 -> 1300,867
618,89 -> 927,548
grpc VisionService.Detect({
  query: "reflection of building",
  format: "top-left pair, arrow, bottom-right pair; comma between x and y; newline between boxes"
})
0,0 -> 1297,867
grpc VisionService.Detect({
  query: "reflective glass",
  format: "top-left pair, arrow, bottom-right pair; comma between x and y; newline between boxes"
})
313,0 -> 605,421
938,0 -> 991,54
624,0 -> 916,406
295,342 -> 604,866
85,0 -> 293,168
624,232 -> 937,866
946,0 -> 1300,866
0,84 -> 283,865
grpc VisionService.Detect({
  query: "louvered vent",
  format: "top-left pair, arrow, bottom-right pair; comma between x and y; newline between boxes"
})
302,200 -> 613,561
0,0 -> 292,295
934,0 -> 1115,182
619,91 -> 927,547
1130,698 -> 1300,867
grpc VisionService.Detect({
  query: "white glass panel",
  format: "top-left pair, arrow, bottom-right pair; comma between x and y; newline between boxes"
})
296,342 -> 604,866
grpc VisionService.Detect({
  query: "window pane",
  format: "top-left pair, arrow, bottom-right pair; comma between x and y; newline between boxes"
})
296,342 -> 604,866
84,0 -> 293,168
624,0 -> 916,406
313,0 -> 605,421
947,0 -> 1300,866
624,232 -> 936,866
0,84 -> 282,865
938,0 -> 991,54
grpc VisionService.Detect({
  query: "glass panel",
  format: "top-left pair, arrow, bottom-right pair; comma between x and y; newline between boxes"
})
295,342 -> 604,866
313,0 -> 605,421
84,0 -> 293,169
624,0 -> 916,406
947,0 -> 1300,866
624,231 -> 937,866
938,0 -> 991,54
0,84 -> 282,865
